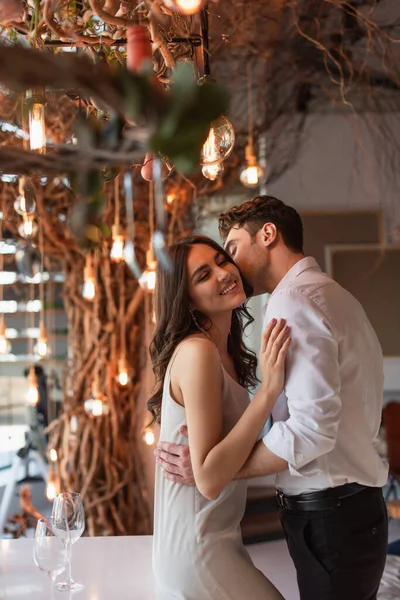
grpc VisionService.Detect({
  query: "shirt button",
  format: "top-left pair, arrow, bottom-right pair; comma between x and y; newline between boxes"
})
372,527 -> 378,535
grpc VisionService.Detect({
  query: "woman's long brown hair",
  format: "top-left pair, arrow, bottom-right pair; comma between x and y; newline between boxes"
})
148,235 -> 258,425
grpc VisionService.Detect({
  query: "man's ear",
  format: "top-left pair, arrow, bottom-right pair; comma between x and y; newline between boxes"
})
260,222 -> 278,248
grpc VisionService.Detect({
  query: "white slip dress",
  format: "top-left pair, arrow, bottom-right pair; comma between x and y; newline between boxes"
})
153,338 -> 284,600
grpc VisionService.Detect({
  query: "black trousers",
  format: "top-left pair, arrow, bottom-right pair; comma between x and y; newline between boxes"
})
279,487 -> 388,600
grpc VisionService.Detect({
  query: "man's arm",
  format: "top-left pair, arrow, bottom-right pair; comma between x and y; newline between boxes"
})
236,440 -> 288,479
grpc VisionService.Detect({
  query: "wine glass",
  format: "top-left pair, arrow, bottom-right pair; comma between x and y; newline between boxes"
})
33,517 -> 68,592
52,491 -> 85,592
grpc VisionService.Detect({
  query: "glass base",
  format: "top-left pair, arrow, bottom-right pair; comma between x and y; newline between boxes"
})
55,579 -> 85,592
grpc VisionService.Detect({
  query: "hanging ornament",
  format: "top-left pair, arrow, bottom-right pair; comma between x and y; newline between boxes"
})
15,242 -> 41,279
82,255 -> 96,301
18,215 -> 38,239
25,90 -> 46,154
162,0 -> 205,15
202,162 -> 224,181
14,177 -> 36,216
201,116 -> 235,167
0,316 -> 11,355
140,153 -> 173,182
84,381 -> 109,417
27,365 -> 39,407
34,320 -> 50,359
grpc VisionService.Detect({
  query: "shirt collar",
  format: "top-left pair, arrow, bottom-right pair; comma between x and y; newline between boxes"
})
262,256 -> 321,313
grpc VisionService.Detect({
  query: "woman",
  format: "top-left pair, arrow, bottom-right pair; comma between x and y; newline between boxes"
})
149,235 -> 290,600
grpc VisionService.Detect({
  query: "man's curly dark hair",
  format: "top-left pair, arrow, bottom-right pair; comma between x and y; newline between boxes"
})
218,195 -> 304,254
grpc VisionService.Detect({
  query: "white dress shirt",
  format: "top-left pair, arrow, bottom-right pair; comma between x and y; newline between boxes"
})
262,257 -> 388,495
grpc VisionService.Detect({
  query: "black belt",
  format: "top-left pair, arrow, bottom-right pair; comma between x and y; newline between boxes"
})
276,482 -> 369,512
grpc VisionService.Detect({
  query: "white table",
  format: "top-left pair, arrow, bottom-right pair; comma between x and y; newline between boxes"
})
0,535 -> 300,600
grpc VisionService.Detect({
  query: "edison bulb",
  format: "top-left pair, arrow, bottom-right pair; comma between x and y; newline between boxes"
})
46,480 -> 57,501
202,162 -> 224,181
201,116 -> 235,167
162,0 -> 204,15
14,178 -> 36,216
84,391 -> 109,417
27,384 -> 39,406
143,428 -> 155,446
110,224 -> 125,262
240,164 -> 265,188
117,358 -> 129,386
18,215 -> 38,238
0,322 -> 11,355
28,102 -> 46,154
139,268 -> 156,291
82,262 -> 96,301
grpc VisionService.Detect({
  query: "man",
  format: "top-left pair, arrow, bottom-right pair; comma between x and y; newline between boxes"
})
155,195 -> 389,600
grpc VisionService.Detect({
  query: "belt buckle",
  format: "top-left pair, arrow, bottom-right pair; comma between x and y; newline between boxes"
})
276,491 -> 285,509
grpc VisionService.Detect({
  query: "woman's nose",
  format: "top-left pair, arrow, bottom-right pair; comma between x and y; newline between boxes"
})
216,267 -> 230,282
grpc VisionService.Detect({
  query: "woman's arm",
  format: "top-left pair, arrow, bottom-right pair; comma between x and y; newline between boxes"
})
172,319 -> 290,500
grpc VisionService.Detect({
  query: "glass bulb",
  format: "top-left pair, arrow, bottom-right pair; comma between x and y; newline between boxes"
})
82,261 -> 96,301
110,225 -> 125,263
143,428 -> 156,446
117,359 -> 129,386
46,481 -> 57,501
27,384 -> 39,407
34,323 -> 50,359
139,264 -> 156,292
18,215 -> 38,238
14,178 -> 36,216
0,333 -> 11,355
84,386 -> 109,417
34,338 -> 50,359
166,194 -> 175,205
29,102 -> 46,154
239,164 -> 265,188
82,278 -> 95,301
49,448 -> 58,462
0,320 -> 11,354
201,116 -> 235,167
163,0 -> 204,14
202,162 -> 224,181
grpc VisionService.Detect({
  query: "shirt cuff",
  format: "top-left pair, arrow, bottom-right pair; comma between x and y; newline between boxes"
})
262,422 -> 323,478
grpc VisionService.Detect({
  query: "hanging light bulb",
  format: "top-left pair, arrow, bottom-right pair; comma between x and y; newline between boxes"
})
166,194 -> 175,205
26,91 -> 46,154
110,224 -> 125,262
162,0 -> 204,14
34,320 -> 50,359
14,177 -> 36,216
27,365 -> 39,407
142,427 -> 156,446
240,140 -> 265,188
18,215 -> 38,239
201,116 -> 235,167
116,357 -> 129,386
0,317 -> 11,355
46,448 -> 60,501
84,381 -> 109,417
202,162 -> 224,181
82,256 -> 96,301
139,248 -> 157,292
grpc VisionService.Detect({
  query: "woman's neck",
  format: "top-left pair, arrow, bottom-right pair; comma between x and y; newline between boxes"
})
206,312 -> 232,356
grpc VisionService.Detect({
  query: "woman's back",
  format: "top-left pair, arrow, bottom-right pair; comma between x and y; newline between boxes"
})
153,338 -> 283,600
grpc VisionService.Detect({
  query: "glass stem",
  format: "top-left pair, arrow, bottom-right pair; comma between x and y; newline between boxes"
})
67,540 -> 73,582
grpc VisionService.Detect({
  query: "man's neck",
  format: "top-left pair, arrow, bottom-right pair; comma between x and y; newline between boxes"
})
266,251 -> 305,294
